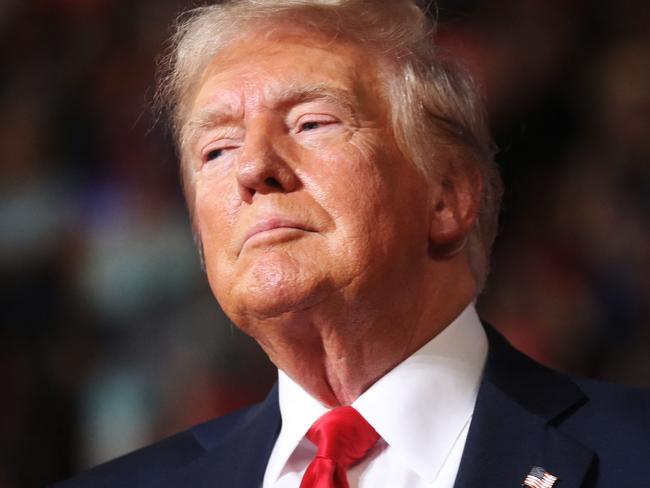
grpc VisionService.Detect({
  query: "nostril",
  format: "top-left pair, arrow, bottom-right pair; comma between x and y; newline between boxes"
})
264,176 -> 282,189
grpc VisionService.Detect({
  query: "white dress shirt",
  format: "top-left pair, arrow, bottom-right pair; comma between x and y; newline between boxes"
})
262,304 -> 488,488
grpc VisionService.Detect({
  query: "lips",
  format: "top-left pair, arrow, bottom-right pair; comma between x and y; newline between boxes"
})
240,216 -> 313,250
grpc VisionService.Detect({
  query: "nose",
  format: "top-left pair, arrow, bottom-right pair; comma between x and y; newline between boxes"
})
235,132 -> 299,203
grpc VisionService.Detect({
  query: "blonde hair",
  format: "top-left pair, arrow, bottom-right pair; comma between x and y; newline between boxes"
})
156,0 -> 502,290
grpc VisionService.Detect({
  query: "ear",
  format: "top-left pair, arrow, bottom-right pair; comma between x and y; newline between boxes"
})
428,162 -> 482,256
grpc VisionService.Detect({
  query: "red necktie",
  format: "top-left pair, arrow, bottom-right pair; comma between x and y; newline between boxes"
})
299,406 -> 380,488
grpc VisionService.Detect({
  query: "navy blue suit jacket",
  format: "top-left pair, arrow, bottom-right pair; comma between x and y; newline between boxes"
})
52,326 -> 650,487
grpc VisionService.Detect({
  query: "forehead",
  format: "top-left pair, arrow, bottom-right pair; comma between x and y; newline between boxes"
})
189,31 -> 383,117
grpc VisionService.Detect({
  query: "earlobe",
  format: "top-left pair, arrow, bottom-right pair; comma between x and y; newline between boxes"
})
428,165 -> 481,257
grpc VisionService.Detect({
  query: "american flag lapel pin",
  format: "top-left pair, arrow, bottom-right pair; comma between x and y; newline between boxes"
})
522,465 -> 559,488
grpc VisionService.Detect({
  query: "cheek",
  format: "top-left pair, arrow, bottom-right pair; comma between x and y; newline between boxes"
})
338,158 -> 396,232
301,143 -> 394,265
193,181 -> 241,312
193,174 -> 240,259
319,141 -> 428,254
304,140 -> 386,212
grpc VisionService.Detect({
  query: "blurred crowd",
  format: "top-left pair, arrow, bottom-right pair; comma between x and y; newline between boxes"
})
0,1 -> 648,487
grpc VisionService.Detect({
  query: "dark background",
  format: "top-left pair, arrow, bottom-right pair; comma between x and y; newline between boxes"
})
0,1 -> 648,486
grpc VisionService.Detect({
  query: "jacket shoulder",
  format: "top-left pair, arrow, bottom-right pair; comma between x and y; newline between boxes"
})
49,404 -> 263,488
559,378 -> 650,485
563,377 -> 650,438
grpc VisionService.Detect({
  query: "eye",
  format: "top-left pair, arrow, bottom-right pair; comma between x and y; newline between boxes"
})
300,121 -> 322,131
206,148 -> 224,161
295,115 -> 339,134
202,144 -> 236,163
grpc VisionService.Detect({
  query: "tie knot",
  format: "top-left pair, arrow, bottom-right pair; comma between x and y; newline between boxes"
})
307,407 -> 379,469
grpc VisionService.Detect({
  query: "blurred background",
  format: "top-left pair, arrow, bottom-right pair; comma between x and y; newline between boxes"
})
0,0 -> 648,486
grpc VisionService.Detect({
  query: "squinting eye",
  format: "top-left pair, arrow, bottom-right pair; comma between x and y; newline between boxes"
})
300,121 -> 322,131
205,148 -> 224,161
296,116 -> 338,133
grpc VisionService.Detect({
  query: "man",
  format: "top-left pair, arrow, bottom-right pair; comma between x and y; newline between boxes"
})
53,1 -> 649,487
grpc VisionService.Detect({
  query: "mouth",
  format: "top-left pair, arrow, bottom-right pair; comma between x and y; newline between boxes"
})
240,217 -> 314,251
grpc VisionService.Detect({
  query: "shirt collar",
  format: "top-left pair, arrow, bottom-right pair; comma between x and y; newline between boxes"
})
353,304 -> 487,482
264,368 -> 328,486
266,303 -> 488,484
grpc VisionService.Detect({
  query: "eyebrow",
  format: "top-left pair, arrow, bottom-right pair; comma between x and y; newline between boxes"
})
182,83 -> 358,147
273,84 -> 358,114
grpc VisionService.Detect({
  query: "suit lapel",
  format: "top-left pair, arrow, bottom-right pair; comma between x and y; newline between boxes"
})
155,384 -> 281,488
454,326 -> 595,488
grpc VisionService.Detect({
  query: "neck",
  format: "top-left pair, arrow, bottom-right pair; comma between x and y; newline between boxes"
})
249,260 -> 477,406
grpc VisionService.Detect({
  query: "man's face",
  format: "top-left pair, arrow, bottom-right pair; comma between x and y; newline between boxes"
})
185,31 -> 432,330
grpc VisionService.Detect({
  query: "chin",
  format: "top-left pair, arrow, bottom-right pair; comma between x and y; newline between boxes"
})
214,255 -> 331,324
